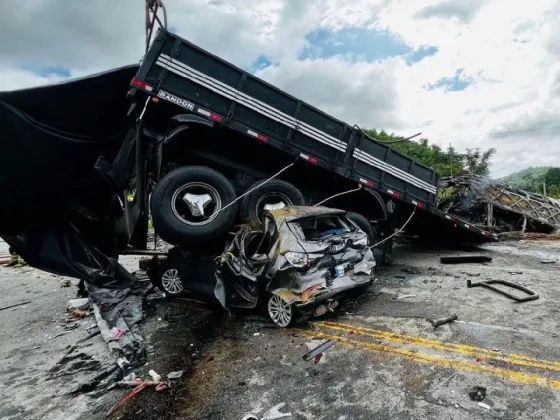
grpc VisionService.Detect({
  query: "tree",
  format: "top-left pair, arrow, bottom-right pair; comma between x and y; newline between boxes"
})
463,147 -> 496,176
544,168 -> 560,187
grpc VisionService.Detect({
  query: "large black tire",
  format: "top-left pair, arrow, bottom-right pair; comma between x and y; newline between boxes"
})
347,212 -> 377,246
150,166 -> 238,246
240,179 -> 305,228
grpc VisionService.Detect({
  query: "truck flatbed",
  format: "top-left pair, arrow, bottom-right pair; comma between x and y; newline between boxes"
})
131,29 -> 496,241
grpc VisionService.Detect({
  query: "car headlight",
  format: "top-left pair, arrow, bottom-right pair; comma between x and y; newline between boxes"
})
353,236 -> 369,247
284,252 -> 323,268
284,252 -> 308,267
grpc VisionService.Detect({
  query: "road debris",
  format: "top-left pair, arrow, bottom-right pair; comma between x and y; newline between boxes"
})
107,380 -> 150,417
467,279 -> 539,302
434,371 -> 458,389
440,255 -> 492,264
397,294 -> 417,299
149,369 -> 162,382
541,259 -> 557,264
426,314 -> 458,328
469,386 -> 487,401
303,339 -> 337,362
0,300 -> 31,312
61,279 -> 71,287
478,402 -> 491,409
67,298 -> 89,310
261,402 -> 292,419
402,267 -> 421,275
167,370 -> 184,379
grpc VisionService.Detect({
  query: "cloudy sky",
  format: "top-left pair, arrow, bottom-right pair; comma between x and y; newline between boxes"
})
2,0 -> 559,177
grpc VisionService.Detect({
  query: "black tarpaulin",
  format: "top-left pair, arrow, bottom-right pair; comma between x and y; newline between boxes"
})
0,65 -> 139,284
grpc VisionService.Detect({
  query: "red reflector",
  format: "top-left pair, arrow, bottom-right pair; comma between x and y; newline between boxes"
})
359,178 -> 374,187
257,134 -> 268,142
300,153 -> 318,164
392,191 -> 400,198
209,113 -> 222,122
412,200 -> 424,208
131,78 -> 152,91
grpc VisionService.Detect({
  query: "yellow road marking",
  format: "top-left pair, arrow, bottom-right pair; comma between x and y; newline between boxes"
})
297,329 -> 560,390
315,320 -> 560,373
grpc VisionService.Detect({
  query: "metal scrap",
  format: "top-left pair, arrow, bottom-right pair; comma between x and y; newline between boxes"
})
0,300 -> 31,312
302,339 -> 337,362
467,279 -> 539,302
440,255 -> 492,264
426,314 -> 458,328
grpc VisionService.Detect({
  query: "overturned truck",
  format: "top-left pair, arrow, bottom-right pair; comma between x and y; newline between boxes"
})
0,28 -> 496,289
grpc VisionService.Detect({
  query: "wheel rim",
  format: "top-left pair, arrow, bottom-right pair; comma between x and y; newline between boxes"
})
255,192 -> 292,218
161,268 -> 184,294
268,294 -> 293,327
171,182 -> 222,226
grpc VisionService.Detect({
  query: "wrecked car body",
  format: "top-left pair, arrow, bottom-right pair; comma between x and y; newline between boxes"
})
214,206 -> 376,327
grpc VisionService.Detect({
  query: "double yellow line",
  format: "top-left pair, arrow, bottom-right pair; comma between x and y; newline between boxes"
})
297,321 -> 560,389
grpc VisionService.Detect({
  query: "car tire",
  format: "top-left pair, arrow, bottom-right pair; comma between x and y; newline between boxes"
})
240,179 -> 305,228
155,262 -> 185,297
266,293 -> 295,327
347,212 -> 377,246
150,166 -> 238,246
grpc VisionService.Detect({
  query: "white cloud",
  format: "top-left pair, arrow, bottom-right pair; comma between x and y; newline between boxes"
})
0,0 -> 559,177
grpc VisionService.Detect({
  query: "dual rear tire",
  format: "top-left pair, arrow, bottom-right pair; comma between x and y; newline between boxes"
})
150,166 -> 305,246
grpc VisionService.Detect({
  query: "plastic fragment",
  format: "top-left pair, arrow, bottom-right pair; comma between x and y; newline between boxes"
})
478,402 -> 491,409
149,369 -> 161,382
167,370 -> 184,379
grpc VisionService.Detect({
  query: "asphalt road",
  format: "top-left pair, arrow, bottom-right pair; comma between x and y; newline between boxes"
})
2,238 -> 560,419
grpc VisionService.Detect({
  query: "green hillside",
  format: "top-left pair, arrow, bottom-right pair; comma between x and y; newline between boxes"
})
498,167 -> 552,190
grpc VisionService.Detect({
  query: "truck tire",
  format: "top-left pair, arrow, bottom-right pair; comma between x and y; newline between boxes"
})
347,212 -> 377,246
150,166 -> 238,245
240,179 -> 305,228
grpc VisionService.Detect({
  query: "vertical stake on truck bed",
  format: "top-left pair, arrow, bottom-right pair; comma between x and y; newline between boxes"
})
227,74 -> 247,122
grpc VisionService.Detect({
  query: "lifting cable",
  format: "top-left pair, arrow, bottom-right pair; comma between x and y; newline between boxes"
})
370,207 -> 416,249
216,160 -> 297,215
313,185 -> 363,207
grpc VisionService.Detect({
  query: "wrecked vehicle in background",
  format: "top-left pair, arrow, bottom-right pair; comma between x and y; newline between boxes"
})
147,206 -> 376,327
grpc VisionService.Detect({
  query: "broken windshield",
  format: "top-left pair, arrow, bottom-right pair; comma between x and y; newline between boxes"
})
289,215 -> 356,241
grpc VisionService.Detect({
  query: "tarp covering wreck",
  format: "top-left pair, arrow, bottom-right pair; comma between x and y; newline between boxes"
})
0,65 -> 139,284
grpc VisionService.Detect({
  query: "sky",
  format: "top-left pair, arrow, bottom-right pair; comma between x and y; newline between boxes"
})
1,0 -> 559,178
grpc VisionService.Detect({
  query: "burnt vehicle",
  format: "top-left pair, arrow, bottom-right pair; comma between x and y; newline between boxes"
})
147,206 -> 376,327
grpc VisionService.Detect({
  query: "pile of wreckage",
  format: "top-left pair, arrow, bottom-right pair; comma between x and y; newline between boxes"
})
438,175 -> 560,237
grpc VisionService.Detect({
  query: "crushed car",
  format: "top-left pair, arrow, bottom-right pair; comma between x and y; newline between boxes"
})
147,206 -> 376,327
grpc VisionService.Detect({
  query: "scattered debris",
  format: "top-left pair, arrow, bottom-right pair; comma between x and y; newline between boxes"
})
440,255 -> 492,264
426,314 -> 458,328
508,271 -> 523,275
469,386 -> 487,401
261,402 -> 292,419
467,279 -> 539,302
402,267 -> 421,275
67,298 -> 89,310
478,402 -> 491,410
461,272 -> 481,277
541,260 -> 557,264
149,370 -> 162,382
397,294 -> 417,300
111,327 -> 125,340
434,371 -> 458,389
61,279 -> 71,288
303,339 -> 337,362
49,330 -> 74,340
0,300 -> 31,312
107,380 -> 150,416
167,370 -> 184,379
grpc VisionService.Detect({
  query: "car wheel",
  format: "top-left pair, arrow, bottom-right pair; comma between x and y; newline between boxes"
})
347,212 -> 377,246
267,293 -> 295,327
156,263 -> 185,296
150,166 -> 238,246
240,179 -> 305,229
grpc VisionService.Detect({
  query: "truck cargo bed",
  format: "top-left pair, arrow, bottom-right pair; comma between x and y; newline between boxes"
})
131,29 -> 496,241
